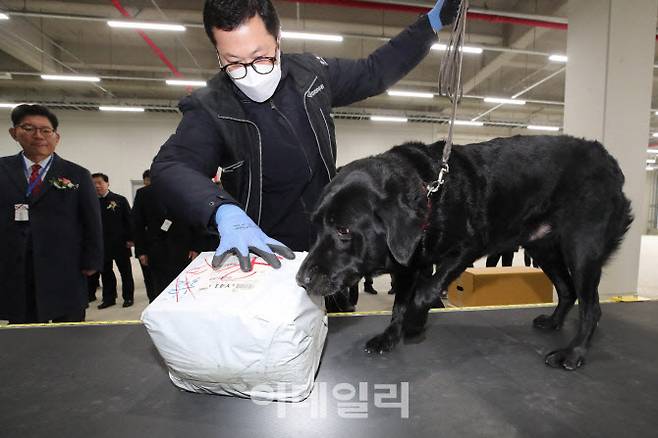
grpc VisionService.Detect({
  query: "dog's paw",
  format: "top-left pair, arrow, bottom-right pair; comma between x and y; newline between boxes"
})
544,348 -> 585,370
533,314 -> 562,331
364,333 -> 398,354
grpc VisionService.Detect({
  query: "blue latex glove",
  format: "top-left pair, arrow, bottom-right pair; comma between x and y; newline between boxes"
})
428,0 -> 461,32
213,204 -> 295,272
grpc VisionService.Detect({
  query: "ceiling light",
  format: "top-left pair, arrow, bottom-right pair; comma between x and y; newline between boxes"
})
165,79 -> 207,87
647,149 -> 658,154
528,125 -> 560,131
108,20 -> 185,32
99,106 -> 145,112
432,43 -> 483,54
370,116 -> 408,123
281,31 -> 343,42
452,120 -> 484,127
387,90 -> 434,99
647,166 -> 657,171
647,159 -> 656,164
0,103 -> 18,108
41,74 -> 100,82
0,13 -> 9,20
652,133 -> 658,138
484,97 -> 526,105
655,111 -> 658,116
549,54 -> 568,63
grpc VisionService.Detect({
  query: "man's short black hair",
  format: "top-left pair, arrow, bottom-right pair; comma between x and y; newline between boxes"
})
142,169 -> 151,180
203,0 -> 280,46
11,104 -> 59,130
91,173 -> 109,183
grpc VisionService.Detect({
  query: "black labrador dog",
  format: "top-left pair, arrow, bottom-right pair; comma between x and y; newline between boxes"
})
297,135 -> 632,370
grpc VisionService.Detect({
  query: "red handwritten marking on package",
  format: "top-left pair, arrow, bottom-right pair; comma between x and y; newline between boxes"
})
184,274 -> 196,299
168,254 -> 285,300
175,273 -> 180,303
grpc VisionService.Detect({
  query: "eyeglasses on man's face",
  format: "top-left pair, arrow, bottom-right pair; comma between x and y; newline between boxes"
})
16,124 -> 56,137
219,55 -> 277,80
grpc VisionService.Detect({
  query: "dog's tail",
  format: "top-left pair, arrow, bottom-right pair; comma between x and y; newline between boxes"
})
602,192 -> 633,265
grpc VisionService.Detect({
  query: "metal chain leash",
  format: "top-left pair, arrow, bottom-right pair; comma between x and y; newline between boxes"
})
427,0 -> 469,196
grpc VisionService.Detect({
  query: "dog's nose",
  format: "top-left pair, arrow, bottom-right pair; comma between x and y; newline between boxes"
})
296,265 -> 314,289
296,271 -> 311,289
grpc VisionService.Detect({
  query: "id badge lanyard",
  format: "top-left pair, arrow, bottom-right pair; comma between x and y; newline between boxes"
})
22,157 -> 53,198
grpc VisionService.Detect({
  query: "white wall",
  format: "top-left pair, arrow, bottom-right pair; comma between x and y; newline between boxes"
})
334,118 -> 507,166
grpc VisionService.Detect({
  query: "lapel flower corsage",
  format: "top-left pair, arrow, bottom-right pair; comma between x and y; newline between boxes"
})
50,177 -> 79,190
107,200 -> 118,211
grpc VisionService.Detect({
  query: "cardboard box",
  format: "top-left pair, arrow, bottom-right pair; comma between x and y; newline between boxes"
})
448,267 -> 553,307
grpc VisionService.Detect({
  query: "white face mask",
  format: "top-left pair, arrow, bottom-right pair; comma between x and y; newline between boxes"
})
228,49 -> 282,103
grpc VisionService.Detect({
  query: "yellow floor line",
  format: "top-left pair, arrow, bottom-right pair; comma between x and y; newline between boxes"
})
1,297 -> 655,327
0,319 -> 142,329
327,296 -> 657,317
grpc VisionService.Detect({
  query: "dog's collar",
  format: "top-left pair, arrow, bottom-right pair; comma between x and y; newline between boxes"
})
426,162 -> 449,197
420,183 -> 433,231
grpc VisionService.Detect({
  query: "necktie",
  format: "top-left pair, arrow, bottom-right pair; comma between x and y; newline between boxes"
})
28,164 -> 42,196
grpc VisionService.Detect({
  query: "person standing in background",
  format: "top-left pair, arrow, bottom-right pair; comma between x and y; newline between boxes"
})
133,170 -> 156,300
0,104 -> 103,323
132,170 -> 199,302
91,173 -> 135,309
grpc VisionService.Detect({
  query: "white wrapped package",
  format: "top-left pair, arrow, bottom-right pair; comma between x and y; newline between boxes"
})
141,251 -> 327,402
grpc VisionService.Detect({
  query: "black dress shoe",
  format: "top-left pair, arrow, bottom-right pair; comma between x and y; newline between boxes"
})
363,285 -> 378,295
122,300 -> 134,308
97,301 -> 115,309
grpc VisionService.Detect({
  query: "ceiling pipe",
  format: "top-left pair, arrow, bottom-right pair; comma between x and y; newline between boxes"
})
285,0 -> 658,40
281,0 -> 568,30
109,0 -> 185,80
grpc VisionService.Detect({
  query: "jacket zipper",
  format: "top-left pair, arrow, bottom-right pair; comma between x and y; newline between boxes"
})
270,100 -> 313,178
217,115 -> 262,225
303,76 -> 332,181
318,108 -> 335,165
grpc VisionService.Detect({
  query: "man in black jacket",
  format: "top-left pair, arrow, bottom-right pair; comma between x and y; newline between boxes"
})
91,173 -> 135,309
151,0 -> 458,309
132,169 -> 199,302
0,104 -> 103,324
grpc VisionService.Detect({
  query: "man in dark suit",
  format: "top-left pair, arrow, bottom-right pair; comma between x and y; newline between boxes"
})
132,170 -> 199,302
133,170 -> 156,300
0,104 -> 103,324
91,173 -> 135,309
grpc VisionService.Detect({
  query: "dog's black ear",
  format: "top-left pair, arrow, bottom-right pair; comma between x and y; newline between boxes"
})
377,191 -> 425,266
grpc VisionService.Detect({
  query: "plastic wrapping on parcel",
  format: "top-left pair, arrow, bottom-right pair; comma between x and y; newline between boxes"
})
141,251 -> 328,402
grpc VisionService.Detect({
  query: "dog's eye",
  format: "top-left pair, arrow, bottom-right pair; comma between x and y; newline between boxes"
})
336,226 -> 351,239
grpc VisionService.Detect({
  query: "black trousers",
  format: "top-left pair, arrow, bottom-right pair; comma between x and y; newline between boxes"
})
87,272 -> 100,301
148,264 -> 182,303
100,250 -> 135,304
10,239 -> 85,324
486,251 -> 515,267
524,251 -> 540,268
139,262 -> 155,302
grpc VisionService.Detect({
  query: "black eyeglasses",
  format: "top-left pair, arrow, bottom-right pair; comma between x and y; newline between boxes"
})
219,55 -> 277,80
17,124 -> 56,137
